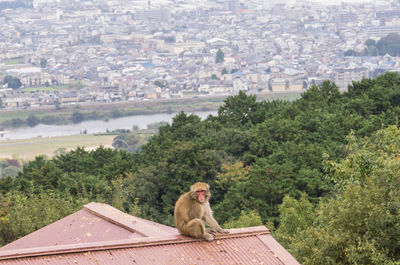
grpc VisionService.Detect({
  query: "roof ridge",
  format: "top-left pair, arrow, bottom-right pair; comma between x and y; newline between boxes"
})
83,202 -> 174,237
0,226 -> 270,261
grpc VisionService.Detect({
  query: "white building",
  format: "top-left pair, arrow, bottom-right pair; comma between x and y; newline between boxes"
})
334,68 -> 369,89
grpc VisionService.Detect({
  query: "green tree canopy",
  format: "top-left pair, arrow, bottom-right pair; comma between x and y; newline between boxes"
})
276,126 -> 400,265
215,48 -> 224,63
347,33 -> 400,56
71,111 -> 84,123
3,72 -> 400,256
153,80 -> 165,88
211,73 -> 219,80
217,90 -> 267,127
3,75 -> 22,89
27,114 -> 40,127
40,58 -> 47,68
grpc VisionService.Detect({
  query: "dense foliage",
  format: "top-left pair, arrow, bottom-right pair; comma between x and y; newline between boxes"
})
3,75 -> 22,89
276,126 -> 400,265
345,33 -> 400,57
1,72 -> 400,264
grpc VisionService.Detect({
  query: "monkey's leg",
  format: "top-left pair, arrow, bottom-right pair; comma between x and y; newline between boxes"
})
183,218 -> 214,241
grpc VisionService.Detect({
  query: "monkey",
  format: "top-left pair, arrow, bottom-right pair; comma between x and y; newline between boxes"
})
174,182 -> 229,241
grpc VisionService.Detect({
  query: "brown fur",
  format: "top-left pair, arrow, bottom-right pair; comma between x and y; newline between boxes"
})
174,182 -> 228,241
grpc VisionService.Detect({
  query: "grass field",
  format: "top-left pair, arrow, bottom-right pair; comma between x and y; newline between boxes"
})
24,87 -> 58,92
0,134 -> 115,160
4,60 -> 23,65
0,109 -> 44,122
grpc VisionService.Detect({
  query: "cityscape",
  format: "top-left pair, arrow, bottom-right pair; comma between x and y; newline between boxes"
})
1,2 -> 400,264
1,0 -> 400,109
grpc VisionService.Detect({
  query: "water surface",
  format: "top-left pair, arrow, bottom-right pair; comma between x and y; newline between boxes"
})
0,111 -> 217,141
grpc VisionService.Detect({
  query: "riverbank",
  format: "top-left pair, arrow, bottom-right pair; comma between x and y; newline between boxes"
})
0,97 -> 221,128
0,134 -> 116,160
0,91 -> 302,129
0,110 -> 216,141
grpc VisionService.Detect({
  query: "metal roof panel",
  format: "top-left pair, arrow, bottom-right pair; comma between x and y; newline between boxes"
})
0,203 -> 301,265
0,234 -> 293,265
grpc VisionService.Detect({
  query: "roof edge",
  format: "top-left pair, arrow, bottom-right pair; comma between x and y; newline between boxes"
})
0,226 -> 269,261
257,234 -> 302,265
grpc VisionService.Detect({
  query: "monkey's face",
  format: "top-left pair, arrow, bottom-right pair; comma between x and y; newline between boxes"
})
190,182 -> 210,203
196,190 -> 206,202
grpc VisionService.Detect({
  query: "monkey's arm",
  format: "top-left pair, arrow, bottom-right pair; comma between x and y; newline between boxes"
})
203,203 -> 229,233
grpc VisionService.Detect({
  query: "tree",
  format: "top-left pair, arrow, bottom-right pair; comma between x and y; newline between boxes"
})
275,194 -> 315,248
112,133 -> 140,152
3,75 -> 22,89
209,127 -> 250,157
0,98 -> 3,109
298,80 -> 342,110
211,74 -> 219,80
223,210 -> 263,229
221,68 -> 228,75
71,111 -> 84,123
40,58 -> 47,68
344,49 -> 357,56
154,80 -> 165,88
365,39 -> 376,48
0,190 -> 87,246
4,72 -> 400,250
164,36 -> 175,43
285,80 -> 289,89
54,147 -> 67,156
13,156 -> 64,192
357,33 -> 400,57
215,161 -> 250,191
276,126 -> 400,265
147,121 -> 169,130
218,91 -> 266,126
302,80 -> 308,89
215,48 -> 224,63
367,45 -> 378,56
27,114 -> 40,127
377,33 -> 400,56
54,99 -> 61,110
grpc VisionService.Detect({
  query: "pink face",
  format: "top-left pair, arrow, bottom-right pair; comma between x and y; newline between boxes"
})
196,190 -> 206,202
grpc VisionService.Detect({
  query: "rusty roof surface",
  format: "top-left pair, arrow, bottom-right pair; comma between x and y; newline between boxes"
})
0,202 -> 178,251
0,203 -> 301,265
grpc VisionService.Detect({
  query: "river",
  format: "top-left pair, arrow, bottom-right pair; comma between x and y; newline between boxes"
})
0,110 -> 217,141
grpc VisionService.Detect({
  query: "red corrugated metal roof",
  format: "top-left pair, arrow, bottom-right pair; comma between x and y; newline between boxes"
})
1,202 -> 178,251
0,203 -> 301,265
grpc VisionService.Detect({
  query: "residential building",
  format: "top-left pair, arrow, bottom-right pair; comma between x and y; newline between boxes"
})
334,68 -> 369,88
224,0 -> 240,12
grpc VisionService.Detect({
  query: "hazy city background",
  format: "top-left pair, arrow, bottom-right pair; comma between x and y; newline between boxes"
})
1,0 -> 400,144
1,2 -> 400,264
1,0 -> 399,110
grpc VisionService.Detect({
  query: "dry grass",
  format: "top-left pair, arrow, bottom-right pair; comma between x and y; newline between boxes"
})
0,134 -> 115,160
